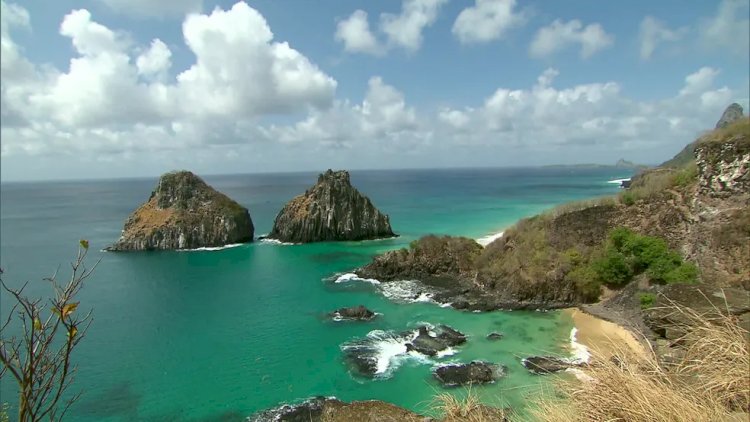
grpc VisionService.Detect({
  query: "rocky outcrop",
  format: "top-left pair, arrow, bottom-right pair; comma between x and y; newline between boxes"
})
107,171 -> 253,251
268,170 -> 395,243
715,103 -> 744,129
696,120 -> 750,196
329,305 -> 377,321
342,325 -> 466,377
486,332 -> 504,340
521,356 -> 575,375
433,361 -> 505,386
248,397 -> 424,422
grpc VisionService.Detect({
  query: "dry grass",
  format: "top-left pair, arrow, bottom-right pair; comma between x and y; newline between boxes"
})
532,301 -> 750,422
432,390 -> 508,422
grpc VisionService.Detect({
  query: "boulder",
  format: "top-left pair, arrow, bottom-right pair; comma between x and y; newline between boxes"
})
268,170 -> 395,243
521,356 -> 572,375
433,361 -> 505,386
107,171 -> 253,251
486,332 -> 504,340
330,305 -> 377,321
406,326 -> 466,356
248,397 -> 425,422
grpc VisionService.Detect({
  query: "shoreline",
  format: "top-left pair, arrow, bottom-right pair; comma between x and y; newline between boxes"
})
563,308 -> 647,360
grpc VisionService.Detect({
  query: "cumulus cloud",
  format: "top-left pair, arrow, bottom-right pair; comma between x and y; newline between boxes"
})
452,0 -> 526,44
334,0 -> 446,56
530,19 -> 614,59
335,10 -> 384,56
1,1 -> 336,158
699,0 -> 750,57
639,16 -> 686,60
96,0 -> 202,18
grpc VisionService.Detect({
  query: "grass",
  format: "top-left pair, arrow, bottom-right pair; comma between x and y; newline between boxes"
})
431,390 -> 508,422
532,300 -> 750,421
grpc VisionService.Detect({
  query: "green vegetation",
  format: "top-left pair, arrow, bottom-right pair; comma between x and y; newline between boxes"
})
591,228 -> 698,286
638,292 -> 657,309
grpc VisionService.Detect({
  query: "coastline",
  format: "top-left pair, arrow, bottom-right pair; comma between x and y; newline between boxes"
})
563,308 -> 647,360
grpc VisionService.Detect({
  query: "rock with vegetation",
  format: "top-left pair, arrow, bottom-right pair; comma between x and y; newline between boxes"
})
248,397 -> 424,422
433,361 -> 505,386
108,171 -> 254,251
268,170 -> 395,243
329,305 -> 377,321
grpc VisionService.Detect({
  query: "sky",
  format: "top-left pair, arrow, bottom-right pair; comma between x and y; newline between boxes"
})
1,0 -> 748,181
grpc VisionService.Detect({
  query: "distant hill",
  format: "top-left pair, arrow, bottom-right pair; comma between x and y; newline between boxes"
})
544,159 -> 648,170
660,103 -> 745,169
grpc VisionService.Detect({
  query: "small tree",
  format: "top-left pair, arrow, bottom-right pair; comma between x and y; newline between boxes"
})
0,240 -> 97,421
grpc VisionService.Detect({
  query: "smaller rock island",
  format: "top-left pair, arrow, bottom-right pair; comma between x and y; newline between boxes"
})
267,169 -> 395,243
107,171 -> 254,251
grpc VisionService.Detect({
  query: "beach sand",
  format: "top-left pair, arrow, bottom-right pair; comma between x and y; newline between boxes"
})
564,308 -> 647,360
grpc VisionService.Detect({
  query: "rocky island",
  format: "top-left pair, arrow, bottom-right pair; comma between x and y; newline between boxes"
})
107,171 -> 254,251
267,170 -> 395,243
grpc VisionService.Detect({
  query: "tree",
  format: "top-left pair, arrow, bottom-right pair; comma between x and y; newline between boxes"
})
0,240 -> 97,421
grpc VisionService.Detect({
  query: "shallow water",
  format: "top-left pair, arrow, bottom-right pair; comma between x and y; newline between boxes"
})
0,167 -> 630,420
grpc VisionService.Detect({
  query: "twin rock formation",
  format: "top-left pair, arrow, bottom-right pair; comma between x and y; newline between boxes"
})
109,170 -> 393,251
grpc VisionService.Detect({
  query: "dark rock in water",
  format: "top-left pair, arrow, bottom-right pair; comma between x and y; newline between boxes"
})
486,332 -> 504,341
330,305 -> 377,321
268,170 -> 395,243
715,103 -> 744,129
433,361 -> 505,386
341,325 -> 466,377
107,171 -> 254,251
406,325 -> 466,356
248,397 -> 424,422
522,356 -> 572,375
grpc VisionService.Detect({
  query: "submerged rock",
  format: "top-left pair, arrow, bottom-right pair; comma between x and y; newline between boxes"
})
107,171 -> 254,251
521,356 -> 573,375
329,305 -> 377,321
268,170 -> 395,243
486,332 -> 504,340
433,361 -> 505,386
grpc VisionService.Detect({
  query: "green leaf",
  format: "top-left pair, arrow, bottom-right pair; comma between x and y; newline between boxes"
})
33,318 -> 42,331
80,239 -> 89,250
62,302 -> 79,317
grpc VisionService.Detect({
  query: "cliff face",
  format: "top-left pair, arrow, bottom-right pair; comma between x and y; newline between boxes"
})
108,171 -> 254,251
268,170 -> 395,243
357,116 -> 750,309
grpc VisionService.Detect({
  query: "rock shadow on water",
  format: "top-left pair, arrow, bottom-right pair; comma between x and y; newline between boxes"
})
308,251 -> 368,265
74,381 -> 142,419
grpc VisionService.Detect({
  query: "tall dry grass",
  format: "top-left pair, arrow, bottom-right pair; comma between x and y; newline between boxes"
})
431,390 -> 508,422
532,301 -> 750,422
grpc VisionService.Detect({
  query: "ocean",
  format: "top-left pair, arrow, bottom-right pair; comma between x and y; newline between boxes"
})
0,167 -> 631,421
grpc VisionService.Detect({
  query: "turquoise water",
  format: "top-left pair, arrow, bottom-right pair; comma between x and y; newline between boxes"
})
0,168 -> 630,421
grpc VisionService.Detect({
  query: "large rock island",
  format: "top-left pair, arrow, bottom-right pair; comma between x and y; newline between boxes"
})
107,171 -> 254,251
267,170 -> 395,243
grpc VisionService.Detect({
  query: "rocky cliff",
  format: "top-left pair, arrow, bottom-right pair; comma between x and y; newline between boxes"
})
108,171 -> 254,251
357,113 -> 750,310
715,103 -> 744,129
268,170 -> 395,243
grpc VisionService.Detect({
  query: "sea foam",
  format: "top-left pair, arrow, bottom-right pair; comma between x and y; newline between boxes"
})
177,243 -> 244,252
477,231 -> 504,246
607,178 -> 631,185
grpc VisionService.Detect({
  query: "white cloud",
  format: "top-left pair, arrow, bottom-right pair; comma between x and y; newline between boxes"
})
96,0 -> 202,18
136,39 -> 172,81
380,0 -> 446,52
699,0 -> 750,57
335,0 -> 446,56
679,67 -> 721,97
639,16 -> 686,60
529,19 -> 614,59
452,0 -> 526,44
1,1 -> 336,157
335,10 -> 384,56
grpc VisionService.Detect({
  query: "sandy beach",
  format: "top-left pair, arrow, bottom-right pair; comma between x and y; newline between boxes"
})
564,308 -> 648,360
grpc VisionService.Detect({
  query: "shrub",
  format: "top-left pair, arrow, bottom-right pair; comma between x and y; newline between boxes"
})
664,262 -> 699,284
591,249 -> 633,286
620,191 -> 636,206
672,162 -> 698,187
639,292 -> 657,309
566,266 -> 602,301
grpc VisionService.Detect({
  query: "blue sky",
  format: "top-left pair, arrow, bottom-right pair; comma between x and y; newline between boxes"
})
1,0 -> 748,181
